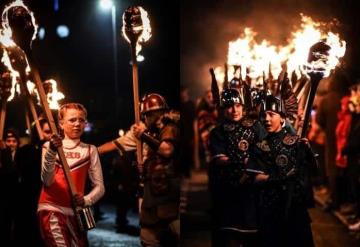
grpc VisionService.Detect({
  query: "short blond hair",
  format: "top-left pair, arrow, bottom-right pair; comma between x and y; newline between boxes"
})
58,103 -> 87,121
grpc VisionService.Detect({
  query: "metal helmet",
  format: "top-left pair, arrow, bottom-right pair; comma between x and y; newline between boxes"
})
140,93 -> 168,115
229,77 -> 241,90
262,94 -> 285,116
220,88 -> 243,108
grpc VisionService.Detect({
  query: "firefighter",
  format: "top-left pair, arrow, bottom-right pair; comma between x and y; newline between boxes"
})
98,93 -> 180,246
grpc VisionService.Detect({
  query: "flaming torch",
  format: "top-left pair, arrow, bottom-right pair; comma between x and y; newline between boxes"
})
1,0 -> 94,231
122,6 -> 151,172
298,38 -> 345,137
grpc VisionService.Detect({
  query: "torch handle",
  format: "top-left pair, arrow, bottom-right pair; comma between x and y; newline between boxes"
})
130,42 -> 143,167
0,99 -> 7,139
25,109 -> 32,137
294,81 -> 310,130
298,75 -> 322,138
26,56 -> 77,199
18,74 -> 44,140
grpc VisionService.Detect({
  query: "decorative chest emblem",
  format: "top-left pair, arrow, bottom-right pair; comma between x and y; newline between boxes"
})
257,140 -> 270,152
238,139 -> 249,151
276,154 -> 288,167
283,135 -> 298,145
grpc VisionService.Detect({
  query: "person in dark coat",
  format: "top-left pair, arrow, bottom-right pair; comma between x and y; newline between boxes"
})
14,119 -> 51,246
180,86 -> 196,178
208,88 -> 265,247
247,94 -> 315,247
316,73 -> 348,210
0,128 -> 21,245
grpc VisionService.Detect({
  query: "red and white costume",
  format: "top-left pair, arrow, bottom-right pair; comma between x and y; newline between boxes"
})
38,138 -> 105,247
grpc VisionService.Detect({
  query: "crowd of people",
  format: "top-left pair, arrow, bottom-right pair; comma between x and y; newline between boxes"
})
0,3 -> 181,247
316,80 -> 360,230
180,68 -> 360,246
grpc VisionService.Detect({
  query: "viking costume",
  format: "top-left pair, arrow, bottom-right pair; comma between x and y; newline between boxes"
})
208,88 -> 265,246
247,94 -> 315,247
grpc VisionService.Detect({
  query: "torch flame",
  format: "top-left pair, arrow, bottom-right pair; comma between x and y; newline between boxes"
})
0,0 -> 38,47
215,14 -> 346,87
46,79 -> 65,110
122,6 -> 152,55
1,48 -> 20,101
0,0 -> 39,101
26,79 -> 65,110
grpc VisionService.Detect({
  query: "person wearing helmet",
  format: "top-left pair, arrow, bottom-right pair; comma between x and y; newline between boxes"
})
247,94 -> 315,247
97,93 -> 180,246
0,128 -> 21,244
208,88 -> 265,247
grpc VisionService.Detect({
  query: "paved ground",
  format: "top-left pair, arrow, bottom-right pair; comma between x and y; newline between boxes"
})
88,204 -> 140,247
181,170 -> 360,247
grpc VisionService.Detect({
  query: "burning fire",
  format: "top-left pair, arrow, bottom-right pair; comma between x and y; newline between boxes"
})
122,6 -> 152,55
1,0 -> 38,47
43,79 -> 65,110
215,14 -> 346,88
0,0 -> 37,101
0,0 -> 64,109
1,48 -> 20,101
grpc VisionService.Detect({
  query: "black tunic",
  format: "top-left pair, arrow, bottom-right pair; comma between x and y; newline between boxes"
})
208,117 -> 265,232
248,128 -> 315,247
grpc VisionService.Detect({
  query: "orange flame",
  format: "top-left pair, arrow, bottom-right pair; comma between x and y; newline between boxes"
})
0,1 -> 65,109
0,48 -> 20,101
215,14 -> 346,86
1,0 -> 38,47
122,6 -> 152,55
28,79 -> 65,110
0,0 -> 39,101
44,79 -> 65,110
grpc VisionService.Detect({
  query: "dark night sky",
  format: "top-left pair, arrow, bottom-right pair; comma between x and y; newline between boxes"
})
181,0 -> 360,98
2,0 -> 179,143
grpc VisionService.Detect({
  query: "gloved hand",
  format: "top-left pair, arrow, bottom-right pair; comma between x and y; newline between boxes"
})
73,193 -> 85,207
49,134 -> 62,151
131,122 -> 147,139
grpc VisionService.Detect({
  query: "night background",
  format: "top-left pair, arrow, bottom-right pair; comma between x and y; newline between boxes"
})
3,0 -> 179,145
181,1 -> 360,246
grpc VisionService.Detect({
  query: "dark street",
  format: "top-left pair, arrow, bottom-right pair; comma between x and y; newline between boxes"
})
181,170 -> 360,247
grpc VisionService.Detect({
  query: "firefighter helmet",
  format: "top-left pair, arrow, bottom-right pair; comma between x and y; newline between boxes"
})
140,93 -> 168,115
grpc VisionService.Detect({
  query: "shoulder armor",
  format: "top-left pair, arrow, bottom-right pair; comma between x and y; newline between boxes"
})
223,123 -> 236,132
282,134 -> 299,145
241,118 -> 255,128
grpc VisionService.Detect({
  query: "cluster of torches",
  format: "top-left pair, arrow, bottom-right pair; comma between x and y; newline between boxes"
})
0,0 -> 65,139
213,14 -> 346,137
214,14 -> 346,88
0,0 -> 151,141
0,0 -> 152,230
